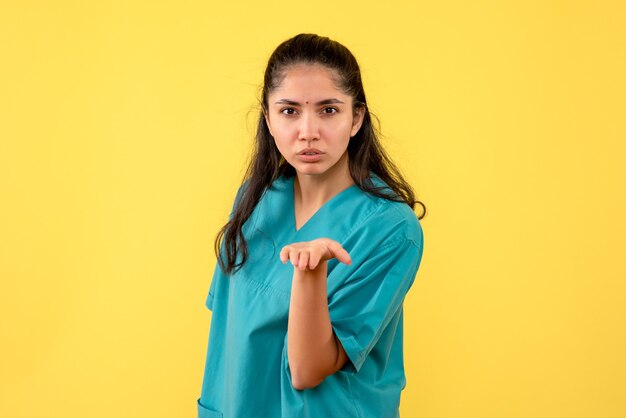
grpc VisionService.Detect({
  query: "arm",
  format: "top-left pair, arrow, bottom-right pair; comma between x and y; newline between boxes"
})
287,261 -> 349,390
281,238 -> 352,390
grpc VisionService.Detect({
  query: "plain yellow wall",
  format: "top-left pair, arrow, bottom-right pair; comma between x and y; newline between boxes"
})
1,1 -> 624,417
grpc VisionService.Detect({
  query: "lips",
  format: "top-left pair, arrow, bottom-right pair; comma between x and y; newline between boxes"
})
296,147 -> 324,163
297,148 -> 323,155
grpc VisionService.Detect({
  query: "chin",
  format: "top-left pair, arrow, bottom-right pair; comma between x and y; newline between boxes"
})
292,157 -> 347,178
295,167 -> 326,176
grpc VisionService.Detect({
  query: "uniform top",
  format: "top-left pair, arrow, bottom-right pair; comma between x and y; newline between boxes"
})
197,172 -> 424,418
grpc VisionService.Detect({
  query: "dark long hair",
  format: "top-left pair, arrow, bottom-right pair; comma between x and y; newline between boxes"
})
214,33 -> 426,274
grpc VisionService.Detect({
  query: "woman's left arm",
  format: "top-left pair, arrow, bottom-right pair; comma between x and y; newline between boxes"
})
281,239 -> 351,390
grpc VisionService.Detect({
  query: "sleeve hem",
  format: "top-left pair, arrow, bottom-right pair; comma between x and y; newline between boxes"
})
333,330 -> 364,374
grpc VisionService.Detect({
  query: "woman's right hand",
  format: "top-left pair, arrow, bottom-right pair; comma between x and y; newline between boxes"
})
279,238 -> 352,272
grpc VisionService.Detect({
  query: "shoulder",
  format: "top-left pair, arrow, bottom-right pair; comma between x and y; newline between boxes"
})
233,176 -> 285,209
360,174 -> 423,246
266,175 -> 291,194
234,175 -> 291,228
362,195 -> 423,253
333,174 -> 423,259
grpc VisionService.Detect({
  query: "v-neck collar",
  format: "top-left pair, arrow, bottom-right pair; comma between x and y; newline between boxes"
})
287,175 -> 359,236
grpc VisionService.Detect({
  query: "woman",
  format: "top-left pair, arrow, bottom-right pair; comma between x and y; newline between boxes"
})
197,33 -> 426,418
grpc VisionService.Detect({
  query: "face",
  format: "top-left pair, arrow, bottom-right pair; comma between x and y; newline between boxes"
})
264,64 -> 365,180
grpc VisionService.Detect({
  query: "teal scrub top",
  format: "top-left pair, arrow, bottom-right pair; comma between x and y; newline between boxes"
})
197,173 -> 424,418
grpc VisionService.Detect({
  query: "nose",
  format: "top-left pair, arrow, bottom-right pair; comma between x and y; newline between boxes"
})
298,112 -> 320,142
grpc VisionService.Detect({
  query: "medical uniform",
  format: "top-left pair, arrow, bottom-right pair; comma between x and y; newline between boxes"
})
197,172 -> 424,418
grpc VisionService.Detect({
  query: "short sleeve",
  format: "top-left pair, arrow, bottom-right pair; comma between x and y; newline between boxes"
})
205,181 -> 248,311
328,236 -> 423,373
205,263 -> 224,311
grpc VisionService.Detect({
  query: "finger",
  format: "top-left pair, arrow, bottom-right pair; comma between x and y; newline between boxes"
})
298,251 -> 310,271
327,241 -> 352,265
289,248 -> 300,267
279,246 -> 292,264
308,250 -> 322,270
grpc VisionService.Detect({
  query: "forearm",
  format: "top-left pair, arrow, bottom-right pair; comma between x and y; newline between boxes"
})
287,261 -> 340,389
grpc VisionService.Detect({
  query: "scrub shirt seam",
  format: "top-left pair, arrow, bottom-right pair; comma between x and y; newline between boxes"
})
376,196 -> 422,237
405,237 -> 421,252
341,197 -> 415,246
344,372 -> 365,418
339,198 -> 383,241
336,334 -> 364,373
376,235 -> 411,251
239,275 -> 291,299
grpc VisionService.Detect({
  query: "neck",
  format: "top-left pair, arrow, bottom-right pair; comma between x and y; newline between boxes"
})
294,153 -> 354,209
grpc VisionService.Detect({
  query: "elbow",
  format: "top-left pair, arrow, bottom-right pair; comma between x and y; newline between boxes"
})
290,368 -> 325,391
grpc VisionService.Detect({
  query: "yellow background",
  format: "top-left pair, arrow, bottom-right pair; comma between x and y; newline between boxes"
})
1,1 -> 624,417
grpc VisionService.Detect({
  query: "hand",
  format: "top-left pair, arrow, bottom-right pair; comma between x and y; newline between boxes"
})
279,238 -> 352,271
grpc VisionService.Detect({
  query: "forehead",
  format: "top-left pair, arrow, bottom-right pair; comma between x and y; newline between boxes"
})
270,64 -> 347,99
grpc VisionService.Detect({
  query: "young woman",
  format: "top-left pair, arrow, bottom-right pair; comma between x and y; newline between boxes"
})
197,33 -> 426,418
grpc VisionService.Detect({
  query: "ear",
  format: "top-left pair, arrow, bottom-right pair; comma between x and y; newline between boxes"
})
263,109 -> 274,137
350,106 -> 365,138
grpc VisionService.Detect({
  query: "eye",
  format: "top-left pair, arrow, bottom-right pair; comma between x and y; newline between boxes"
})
280,108 -> 296,115
323,107 -> 338,114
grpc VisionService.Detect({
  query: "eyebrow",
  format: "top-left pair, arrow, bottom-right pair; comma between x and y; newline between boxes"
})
274,98 -> 345,106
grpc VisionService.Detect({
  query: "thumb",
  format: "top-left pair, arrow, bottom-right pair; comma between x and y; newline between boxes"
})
326,240 -> 352,265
